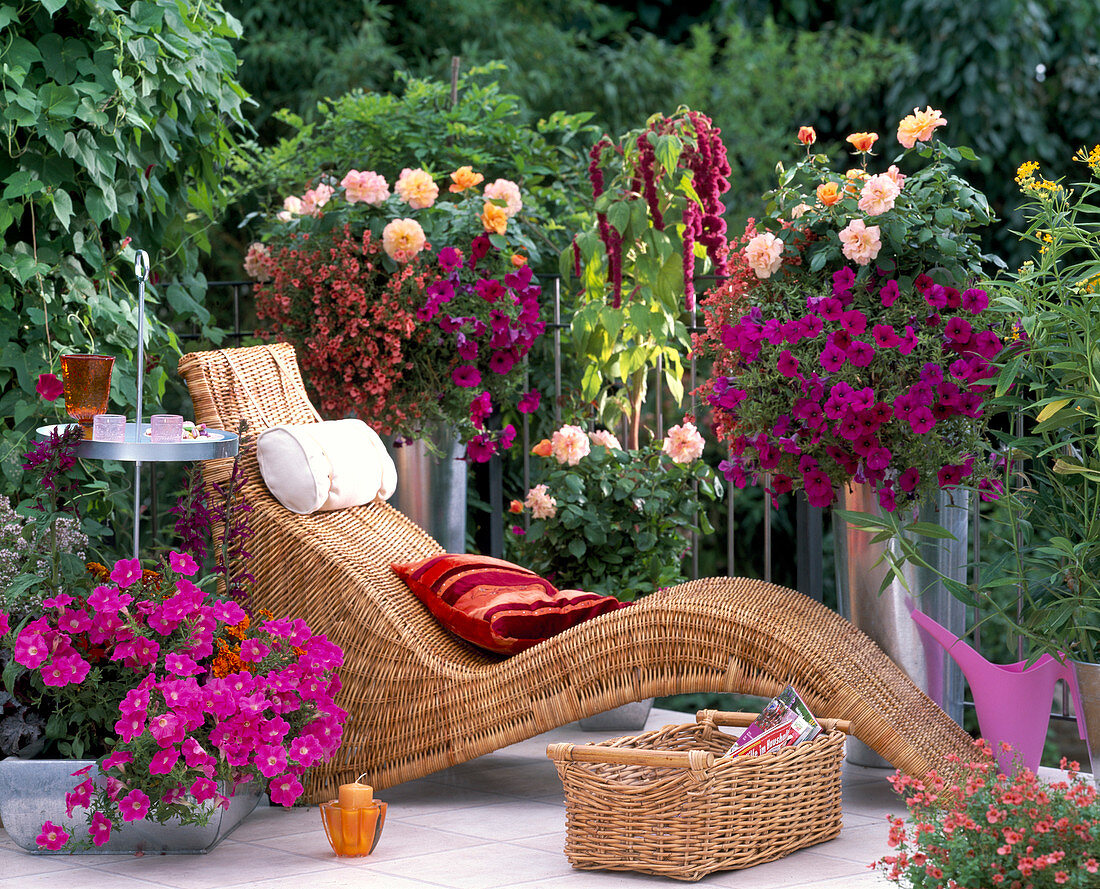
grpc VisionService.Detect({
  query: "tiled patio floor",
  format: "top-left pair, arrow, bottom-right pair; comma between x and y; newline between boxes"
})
0,709 -> 911,889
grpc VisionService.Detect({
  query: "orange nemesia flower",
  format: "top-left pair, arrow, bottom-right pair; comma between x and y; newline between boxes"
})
816,181 -> 842,206
846,132 -> 879,153
797,126 -> 817,146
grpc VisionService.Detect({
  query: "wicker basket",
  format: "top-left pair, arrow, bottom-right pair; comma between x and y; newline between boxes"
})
546,709 -> 850,882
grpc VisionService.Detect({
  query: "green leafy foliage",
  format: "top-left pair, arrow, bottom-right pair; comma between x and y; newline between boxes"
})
0,0 -> 248,535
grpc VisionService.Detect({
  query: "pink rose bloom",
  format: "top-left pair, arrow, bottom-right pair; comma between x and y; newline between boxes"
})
243,242 -> 274,282
382,218 -> 427,263
838,219 -> 882,266
483,178 -> 522,217
523,484 -> 557,520
897,106 -> 947,149
276,195 -> 302,221
395,168 -> 439,209
885,165 -> 906,190
550,424 -> 591,466
857,173 -> 902,216
663,422 -> 705,464
744,232 -> 784,279
340,169 -> 389,205
588,429 -> 622,450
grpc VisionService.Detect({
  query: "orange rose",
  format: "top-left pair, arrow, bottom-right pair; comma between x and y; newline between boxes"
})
531,439 -> 552,457
844,168 -> 869,196
481,201 -> 508,235
448,165 -> 484,193
846,132 -> 879,153
508,499 -> 524,514
797,126 -> 817,146
816,181 -> 842,206
510,253 -> 527,267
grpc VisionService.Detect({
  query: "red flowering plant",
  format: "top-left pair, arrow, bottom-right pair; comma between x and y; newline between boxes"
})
874,739 -> 1100,888
561,109 -> 731,449
696,109 -> 1006,510
248,165 -> 545,461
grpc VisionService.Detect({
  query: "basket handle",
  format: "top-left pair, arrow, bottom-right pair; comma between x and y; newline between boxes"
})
546,742 -> 714,771
695,710 -> 851,736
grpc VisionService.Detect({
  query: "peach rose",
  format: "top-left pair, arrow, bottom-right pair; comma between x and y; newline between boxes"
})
744,232 -> 784,280
844,168 -> 869,196
838,218 -> 882,266
381,218 -> 427,263
588,429 -> 622,450
857,173 -> 902,216
550,425 -> 590,466
510,253 -> 527,267
395,168 -> 439,209
663,422 -> 704,464
897,106 -> 947,149
790,203 -> 812,219
524,484 -> 557,520
243,242 -> 274,282
301,183 -> 333,217
797,126 -> 817,146
448,165 -> 484,193
531,438 -> 553,457
341,170 -> 389,205
846,132 -> 879,153
886,164 -> 907,190
481,201 -> 508,235
483,178 -> 522,217
277,195 -> 303,221
816,181 -> 842,206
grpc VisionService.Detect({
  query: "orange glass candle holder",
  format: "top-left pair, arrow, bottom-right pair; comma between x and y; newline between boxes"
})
320,800 -> 386,857
60,354 -> 115,439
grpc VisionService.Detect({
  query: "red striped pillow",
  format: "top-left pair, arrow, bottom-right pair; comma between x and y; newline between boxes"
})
391,554 -> 626,655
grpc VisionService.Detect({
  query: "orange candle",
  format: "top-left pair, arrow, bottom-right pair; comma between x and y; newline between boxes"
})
338,779 -> 373,809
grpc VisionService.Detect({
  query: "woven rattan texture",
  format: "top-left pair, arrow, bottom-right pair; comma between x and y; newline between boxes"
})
547,716 -> 846,881
178,344 -> 974,802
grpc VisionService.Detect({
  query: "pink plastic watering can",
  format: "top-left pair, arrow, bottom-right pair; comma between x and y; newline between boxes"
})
908,604 -> 1086,774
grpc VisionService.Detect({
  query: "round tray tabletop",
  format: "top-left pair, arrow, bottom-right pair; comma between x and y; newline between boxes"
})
36,423 -> 239,463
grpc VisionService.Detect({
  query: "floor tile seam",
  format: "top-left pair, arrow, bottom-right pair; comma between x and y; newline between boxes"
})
394,797 -> 565,827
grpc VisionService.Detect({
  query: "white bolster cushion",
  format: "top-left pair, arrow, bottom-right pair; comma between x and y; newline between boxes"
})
256,419 -> 397,514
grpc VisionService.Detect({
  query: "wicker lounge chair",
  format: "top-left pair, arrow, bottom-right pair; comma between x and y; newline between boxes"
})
178,343 -> 974,803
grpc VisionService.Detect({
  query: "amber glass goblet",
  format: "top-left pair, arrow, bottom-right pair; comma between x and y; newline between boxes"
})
60,354 -> 115,439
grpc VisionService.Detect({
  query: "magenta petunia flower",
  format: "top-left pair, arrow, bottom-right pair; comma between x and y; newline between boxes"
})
0,611 -> 8,636
89,812 -> 112,847
109,558 -> 143,589
777,350 -> 800,377
960,288 -> 989,313
847,341 -> 875,368
212,600 -> 247,624
253,744 -> 289,778
944,317 -> 972,344
908,407 -> 936,434
190,776 -> 218,803
168,551 -> 199,577
149,747 -> 180,775
36,373 -> 65,401
517,390 -> 540,414
268,773 -> 304,807
36,820 -> 69,851
465,433 -> 497,463
819,346 -> 846,373
118,789 -> 151,823
452,364 -> 481,388
102,751 -> 133,772
879,279 -> 900,307
14,630 -> 49,669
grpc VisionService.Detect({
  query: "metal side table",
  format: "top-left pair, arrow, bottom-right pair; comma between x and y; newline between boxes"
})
36,423 -> 238,557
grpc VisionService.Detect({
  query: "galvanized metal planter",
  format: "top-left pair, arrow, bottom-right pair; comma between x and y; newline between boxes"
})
388,425 -> 467,554
835,484 -> 970,767
0,758 -> 262,854
1072,660 -> 1100,790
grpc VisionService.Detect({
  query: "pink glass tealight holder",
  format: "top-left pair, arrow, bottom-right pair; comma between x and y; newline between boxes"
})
92,413 -> 126,442
149,414 -> 184,443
